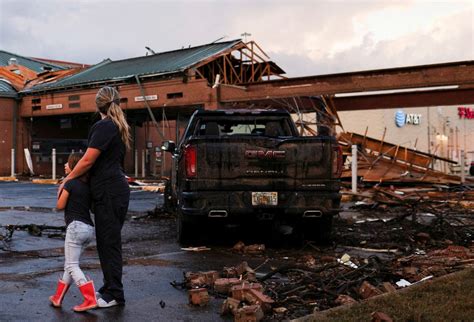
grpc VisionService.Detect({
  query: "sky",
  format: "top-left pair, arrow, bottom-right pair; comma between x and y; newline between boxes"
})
0,0 -> 473,77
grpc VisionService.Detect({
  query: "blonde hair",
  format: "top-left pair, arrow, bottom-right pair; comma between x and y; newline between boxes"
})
95,86 -> 131,149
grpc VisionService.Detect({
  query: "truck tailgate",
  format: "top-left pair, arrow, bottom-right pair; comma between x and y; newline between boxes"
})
188,136 -> 336,191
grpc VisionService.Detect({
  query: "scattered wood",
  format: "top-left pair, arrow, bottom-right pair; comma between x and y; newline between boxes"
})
181,246 -> 211,252
338,131 -> 473,185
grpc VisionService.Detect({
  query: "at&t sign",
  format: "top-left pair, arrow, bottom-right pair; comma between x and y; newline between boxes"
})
395,110 -> 422,128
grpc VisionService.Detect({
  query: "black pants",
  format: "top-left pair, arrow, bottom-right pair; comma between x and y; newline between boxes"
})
92,177 -> 130,303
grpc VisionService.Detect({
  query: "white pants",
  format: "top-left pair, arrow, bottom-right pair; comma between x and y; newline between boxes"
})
62,220 -> 94,286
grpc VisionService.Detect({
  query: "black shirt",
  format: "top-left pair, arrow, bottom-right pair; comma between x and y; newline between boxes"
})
88,118 -> 126,188
63,178 -> 93,227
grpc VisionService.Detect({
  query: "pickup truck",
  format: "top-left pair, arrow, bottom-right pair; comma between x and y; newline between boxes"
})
162,109 -> 342,243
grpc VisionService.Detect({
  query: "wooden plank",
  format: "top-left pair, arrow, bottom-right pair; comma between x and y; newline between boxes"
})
224,55 -> 241,83
339,132 -> 457,165
362,126 -> 368,148
242,41 -> 267,63
240,49 -> 243,83
378,127 -> 387,154
194,68 -> 207,82
251,42 -> 255,82
392,145 -> 400,163
355,155 -> 463,184
250,41 -> 271,59
251,63 -> 261,82
223,56 -> 227,84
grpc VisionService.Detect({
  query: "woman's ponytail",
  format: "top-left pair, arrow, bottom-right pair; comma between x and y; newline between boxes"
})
95,86 -> 131,150
107,102 -> 131,150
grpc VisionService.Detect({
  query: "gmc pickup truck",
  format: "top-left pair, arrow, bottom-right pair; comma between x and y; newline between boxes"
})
162,109 -> 342,243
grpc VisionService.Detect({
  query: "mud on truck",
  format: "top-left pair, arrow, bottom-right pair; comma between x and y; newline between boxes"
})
162,109 -> 342,244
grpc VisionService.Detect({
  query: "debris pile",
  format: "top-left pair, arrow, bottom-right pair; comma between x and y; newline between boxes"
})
172,243 -> 473,320
171,261 -> 273,321
338,131 -> 473,185
343,184 -> 474,209
393,245 -> 474,285
127,177 -> 166,192
0,224 -> 65,250
171,206 -> 473,320
232,241 -> 266,255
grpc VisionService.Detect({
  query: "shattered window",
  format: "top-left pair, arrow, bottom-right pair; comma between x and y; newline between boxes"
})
196,119 -> 291,137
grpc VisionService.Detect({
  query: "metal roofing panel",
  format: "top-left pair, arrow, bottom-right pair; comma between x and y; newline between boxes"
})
0,80 -> 18,98
23,40 -> 242,93
0,50 -> 65,73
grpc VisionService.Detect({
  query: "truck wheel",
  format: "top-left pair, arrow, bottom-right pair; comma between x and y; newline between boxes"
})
303,215 -> 333,243
177,210 -> 194,245
163,181 -> 176,214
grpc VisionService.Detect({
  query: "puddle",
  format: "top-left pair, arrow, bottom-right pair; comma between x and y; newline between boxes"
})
0,206 -> 57,213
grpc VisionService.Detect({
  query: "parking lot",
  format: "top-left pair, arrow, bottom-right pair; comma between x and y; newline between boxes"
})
0,182 -> 473,321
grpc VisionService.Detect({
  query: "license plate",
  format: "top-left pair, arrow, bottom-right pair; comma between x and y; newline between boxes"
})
252,192 -> 278,206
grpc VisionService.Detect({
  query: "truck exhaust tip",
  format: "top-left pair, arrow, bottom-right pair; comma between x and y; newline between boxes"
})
303,210 -> 323,218
208,210 -> 228,217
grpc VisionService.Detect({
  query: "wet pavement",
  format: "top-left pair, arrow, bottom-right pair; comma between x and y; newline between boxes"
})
0,182 -> 297,321
1,182 -> 472,321
0,182 -> 232,321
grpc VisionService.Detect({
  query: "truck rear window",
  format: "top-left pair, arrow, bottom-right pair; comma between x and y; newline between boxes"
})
195,119 -> 294,137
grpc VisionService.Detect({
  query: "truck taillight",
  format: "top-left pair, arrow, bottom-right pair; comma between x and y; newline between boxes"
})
333,145 -> 343,177
184,145 -> 197,178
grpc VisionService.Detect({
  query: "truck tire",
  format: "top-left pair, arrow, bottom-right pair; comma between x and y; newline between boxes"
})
163,180 -> 176,214
303,215 -> 333,243
177,209 -> 194,245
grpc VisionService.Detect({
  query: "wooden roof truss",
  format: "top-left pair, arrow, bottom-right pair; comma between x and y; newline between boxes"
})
192,41 -> 286,85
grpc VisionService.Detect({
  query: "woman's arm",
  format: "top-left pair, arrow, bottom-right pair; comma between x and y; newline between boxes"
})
56,188 -> 70,210
65,147 -> 101,181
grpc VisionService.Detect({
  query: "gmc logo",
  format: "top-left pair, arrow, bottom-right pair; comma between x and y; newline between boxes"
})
245,150 -> 286,159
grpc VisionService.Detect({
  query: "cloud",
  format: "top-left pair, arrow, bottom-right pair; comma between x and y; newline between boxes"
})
284,8 -> 474,76
232,1 -> 473,76
0,0 -> 472,76
0,0 -> 236,63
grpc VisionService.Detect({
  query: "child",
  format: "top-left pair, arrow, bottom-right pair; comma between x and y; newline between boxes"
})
49,153 -> 97,312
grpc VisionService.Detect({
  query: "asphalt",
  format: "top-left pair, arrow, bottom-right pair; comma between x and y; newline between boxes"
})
0,182 -> 290,322
3,182 -> 469,321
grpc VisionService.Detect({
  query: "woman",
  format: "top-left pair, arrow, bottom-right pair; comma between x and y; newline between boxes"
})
60,86 -> 131,308
50,152 -> 97,312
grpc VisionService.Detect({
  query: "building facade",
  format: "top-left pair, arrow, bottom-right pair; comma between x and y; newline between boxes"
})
1,42 -> 473,178
338,104 -> 474,171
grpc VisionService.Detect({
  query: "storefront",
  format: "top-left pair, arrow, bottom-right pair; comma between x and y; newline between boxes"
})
338,104 -> 474,172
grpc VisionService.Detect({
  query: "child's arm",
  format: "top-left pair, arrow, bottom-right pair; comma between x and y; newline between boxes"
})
56,188 -> 70,210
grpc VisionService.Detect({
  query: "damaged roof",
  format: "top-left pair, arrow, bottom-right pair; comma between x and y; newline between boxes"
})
0,50 -> 65,73
0,79 -> 18,98
24,39 -> 243,93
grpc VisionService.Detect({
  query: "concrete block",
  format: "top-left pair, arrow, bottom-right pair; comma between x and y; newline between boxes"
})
203,270 -> 220,286
243,244 -> 265,255
188,288 -> 209,307
234,305 -> 264,322
221,297 -> 240,316
381,282 -> 397,293
358,281 -> 382,299
231,282 -> 263,301
243,288 -> 274,312
335,294 -> 357,305
214,278 -> 241,294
